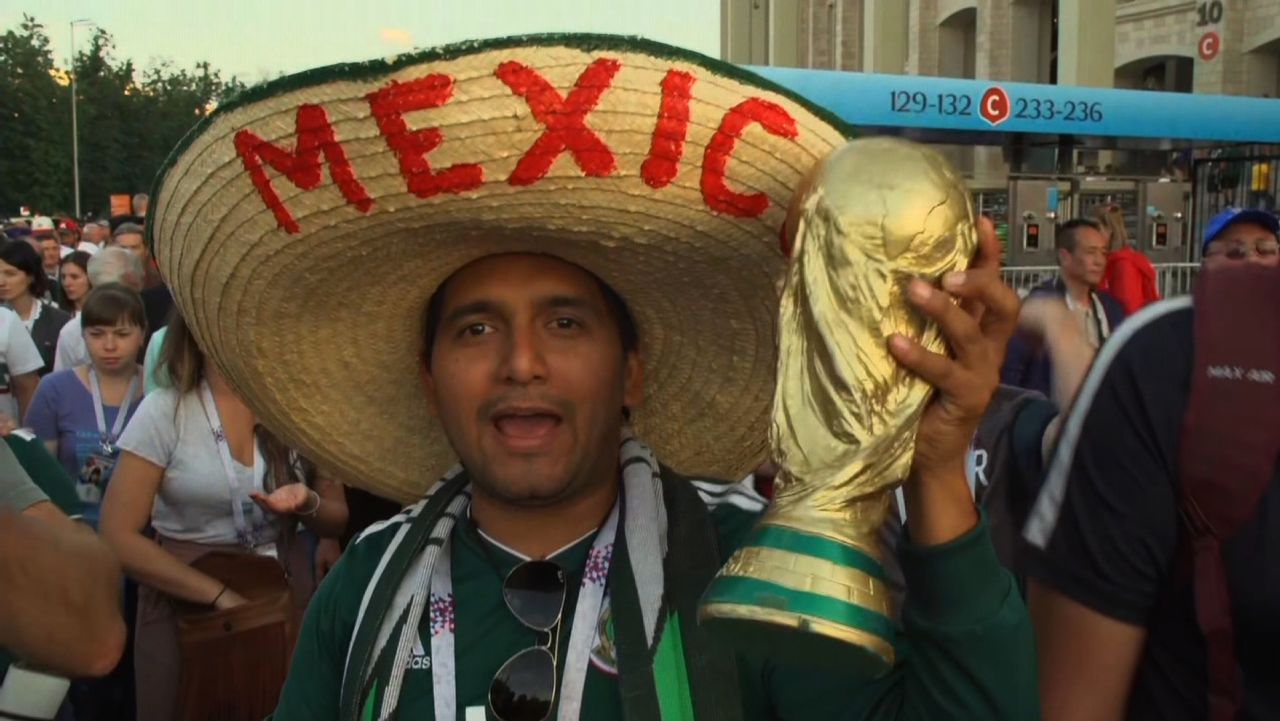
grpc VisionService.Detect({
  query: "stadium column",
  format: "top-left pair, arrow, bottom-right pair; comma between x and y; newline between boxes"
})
862,0 -> 908,74
1057,0 -> 1117,89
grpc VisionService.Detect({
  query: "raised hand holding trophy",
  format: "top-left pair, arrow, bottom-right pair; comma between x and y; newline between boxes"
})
700,137 -> 979,675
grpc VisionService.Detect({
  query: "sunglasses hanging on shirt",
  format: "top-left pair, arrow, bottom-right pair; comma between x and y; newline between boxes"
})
489,560 -> 567,721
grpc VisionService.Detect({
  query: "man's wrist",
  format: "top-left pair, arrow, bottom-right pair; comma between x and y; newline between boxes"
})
903,464 -> 980,547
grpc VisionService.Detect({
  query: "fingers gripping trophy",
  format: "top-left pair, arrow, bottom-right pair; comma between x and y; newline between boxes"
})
700,137 -> 978,674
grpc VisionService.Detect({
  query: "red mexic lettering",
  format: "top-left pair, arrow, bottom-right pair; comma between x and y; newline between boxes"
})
640,70 -> 695,189
367,74 -> 484,199
234,104 -> 373,234
495,58 -> 620,185
700,98 -> 798,218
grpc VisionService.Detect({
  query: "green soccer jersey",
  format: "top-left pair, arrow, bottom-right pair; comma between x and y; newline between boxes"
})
273,487 -> 1038,721
5,430 -> 81,516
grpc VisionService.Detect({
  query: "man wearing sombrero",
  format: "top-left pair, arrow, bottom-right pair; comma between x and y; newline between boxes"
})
148,36 -> 1036,721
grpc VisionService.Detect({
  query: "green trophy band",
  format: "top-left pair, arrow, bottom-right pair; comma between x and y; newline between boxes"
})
699,137 -> 979,676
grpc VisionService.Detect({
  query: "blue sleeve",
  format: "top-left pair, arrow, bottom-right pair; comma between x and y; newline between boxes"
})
999,334 -> 1034,388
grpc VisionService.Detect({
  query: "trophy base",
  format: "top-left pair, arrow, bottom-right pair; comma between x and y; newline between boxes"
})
698,524 -> 896,676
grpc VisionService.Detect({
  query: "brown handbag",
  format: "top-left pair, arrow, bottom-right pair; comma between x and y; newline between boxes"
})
172,551 -> 297,721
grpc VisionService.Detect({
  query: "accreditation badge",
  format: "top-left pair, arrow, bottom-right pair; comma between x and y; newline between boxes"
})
77,447 -> 118,503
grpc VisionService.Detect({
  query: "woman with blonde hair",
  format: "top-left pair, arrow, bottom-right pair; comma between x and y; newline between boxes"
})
1092,204 -> 1130,251
100,311 -> 348,721
1094,204 -> 1160,314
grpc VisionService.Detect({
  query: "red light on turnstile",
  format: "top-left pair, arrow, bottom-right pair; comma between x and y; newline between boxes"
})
1023,222 -> 1040,250
1154,222 -> 1169,248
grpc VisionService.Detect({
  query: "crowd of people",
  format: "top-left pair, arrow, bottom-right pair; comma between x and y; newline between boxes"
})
1,37 -> 1277,721
0,198 -> 358,721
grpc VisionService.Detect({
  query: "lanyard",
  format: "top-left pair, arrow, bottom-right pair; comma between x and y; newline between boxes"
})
430,501 -> 620,721
88,368 -> 138,455
198,381 -> 269,550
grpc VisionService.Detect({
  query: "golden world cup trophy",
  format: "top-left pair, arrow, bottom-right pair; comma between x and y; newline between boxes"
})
700,137 -> 977,675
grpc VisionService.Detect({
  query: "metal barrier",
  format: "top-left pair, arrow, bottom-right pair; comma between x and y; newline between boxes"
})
1000,262 -> 1199,298
1000,266 -> 1060,297
1153,263 -> 1199,298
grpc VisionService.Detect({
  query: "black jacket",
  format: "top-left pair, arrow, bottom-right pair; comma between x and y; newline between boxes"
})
26,302 -> 73,375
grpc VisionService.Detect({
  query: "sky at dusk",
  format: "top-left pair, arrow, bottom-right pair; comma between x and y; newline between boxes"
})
7,0 -> 722,84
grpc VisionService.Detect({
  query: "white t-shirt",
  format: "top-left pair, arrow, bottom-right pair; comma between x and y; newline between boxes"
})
117,387 -> 276,545
0,307 -> 44,420
53,315 -> 88,372
76,241 -> 100,256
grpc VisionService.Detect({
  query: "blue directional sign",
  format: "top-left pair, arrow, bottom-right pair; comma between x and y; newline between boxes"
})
748,65 -> 1280,144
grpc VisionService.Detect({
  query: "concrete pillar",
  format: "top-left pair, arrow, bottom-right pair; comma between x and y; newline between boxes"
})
907,0 -> 940,76
970,1 -> 1012,182
841,0 -> 865,71
770,0 -> 804,67
1057,0 -> 1117,88
863,0 -> 908,73
975,0 -> 1012,81
1197,0 -> 1248,96
722,0 -> 755,63
805,0 -> 832,69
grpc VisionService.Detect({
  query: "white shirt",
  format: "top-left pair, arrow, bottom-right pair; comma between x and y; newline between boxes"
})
1063,291 -> 1111,350
76,241 -> 100,256
11,299 -> 53,334
53,315 -> 88,372
117,388 -> 274,545
0,307 -> 44,420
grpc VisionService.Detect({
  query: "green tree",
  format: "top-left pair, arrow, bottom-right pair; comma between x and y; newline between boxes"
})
0,15 -> 72,216
71,27 -> 136,219
132,60 -> 246,204
1,15 -> 248,219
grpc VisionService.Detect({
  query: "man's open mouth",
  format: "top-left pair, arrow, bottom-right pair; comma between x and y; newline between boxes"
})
491,406 -> 564,440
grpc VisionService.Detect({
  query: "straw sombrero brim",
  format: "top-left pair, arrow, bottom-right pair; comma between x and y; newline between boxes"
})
148,34 -> 851,503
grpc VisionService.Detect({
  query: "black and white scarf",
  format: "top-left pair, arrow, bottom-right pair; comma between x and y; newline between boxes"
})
337,430 -> 743,721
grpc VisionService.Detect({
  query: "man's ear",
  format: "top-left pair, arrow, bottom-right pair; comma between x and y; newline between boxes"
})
622,350 -> 644,413
419,355 -> 440,418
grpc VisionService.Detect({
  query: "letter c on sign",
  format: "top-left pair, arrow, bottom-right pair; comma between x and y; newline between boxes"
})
979,86 -> 1010,126
1199,31 -> 1220,62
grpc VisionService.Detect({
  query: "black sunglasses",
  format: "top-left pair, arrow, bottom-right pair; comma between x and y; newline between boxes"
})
489,560 -> 567,721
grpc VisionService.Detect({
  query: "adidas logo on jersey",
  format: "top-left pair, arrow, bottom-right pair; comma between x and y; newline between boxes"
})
406,633 -> 431,671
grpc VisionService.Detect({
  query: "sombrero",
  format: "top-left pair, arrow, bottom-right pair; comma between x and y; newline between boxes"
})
147,34 -> 852,503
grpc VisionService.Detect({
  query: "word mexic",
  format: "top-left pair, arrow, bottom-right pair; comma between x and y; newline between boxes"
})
233,58 -> 804,234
